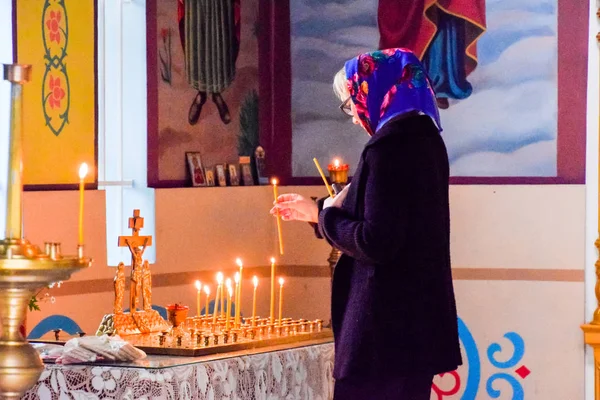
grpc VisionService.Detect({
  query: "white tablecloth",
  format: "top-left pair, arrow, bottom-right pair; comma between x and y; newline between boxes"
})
22,343 -> 335,400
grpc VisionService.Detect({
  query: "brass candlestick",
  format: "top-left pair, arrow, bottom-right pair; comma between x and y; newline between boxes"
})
0,64 -> 90,399
326,162 -> 349,272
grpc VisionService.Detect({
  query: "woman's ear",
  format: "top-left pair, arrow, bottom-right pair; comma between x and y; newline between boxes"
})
351,102 -> 360,125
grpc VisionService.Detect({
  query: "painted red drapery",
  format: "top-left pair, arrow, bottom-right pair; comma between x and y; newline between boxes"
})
378,0 -> 486,76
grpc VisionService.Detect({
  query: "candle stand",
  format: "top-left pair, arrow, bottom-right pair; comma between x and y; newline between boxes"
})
326,162 -> 349,272
0,64 -> 90,399
116,316 -> 328,356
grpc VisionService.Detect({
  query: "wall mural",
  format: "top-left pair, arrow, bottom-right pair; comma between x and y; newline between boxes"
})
147,0 -> 260,187
286,0 -> 586,183
15,0 -> 97,188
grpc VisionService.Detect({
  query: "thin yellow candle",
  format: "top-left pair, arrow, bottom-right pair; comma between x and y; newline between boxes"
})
278,277 -> 284,327
195,280 -> 202,317
78,163 -> 89,245
252,276 -> 258,327
220,274 -> 225,318
235,258 -> 243,326
271,178 -> 284,255
204,286 -> 210,317
226,283 -> 233,331
212,284 -> 220,325
234,271 -> 240,327
312,158 -> 334,198
213,272 -> 223,325
270,257 -> 276,324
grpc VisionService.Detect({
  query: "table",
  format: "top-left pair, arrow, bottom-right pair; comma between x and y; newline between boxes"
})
22,339 -> 334,400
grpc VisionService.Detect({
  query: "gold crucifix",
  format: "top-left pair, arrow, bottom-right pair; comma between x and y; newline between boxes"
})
117,210 -> 153,313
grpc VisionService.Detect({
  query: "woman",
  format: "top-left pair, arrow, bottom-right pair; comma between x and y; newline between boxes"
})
271,49 -> 461,399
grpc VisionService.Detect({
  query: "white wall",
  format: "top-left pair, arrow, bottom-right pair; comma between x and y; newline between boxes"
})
585,0 -> 599,399
99,0 -> 156,265
0,0 -> 13,236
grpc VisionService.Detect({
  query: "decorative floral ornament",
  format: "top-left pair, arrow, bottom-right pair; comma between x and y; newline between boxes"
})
48,75 -> 66,109
46,10 -> 62,44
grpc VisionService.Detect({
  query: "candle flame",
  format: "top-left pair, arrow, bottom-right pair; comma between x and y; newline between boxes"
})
334,158 -> 340,168
216,272 -> 224,284
253,276 -> 258,288
204,286 -> 210,295
78,163 -> 89,180
226,278 -> 232,290
236,258 -> 243,268
279,277 -> 284,286
228,286 -> 233,297
234,272 -> 240,283
270,257 -> 275,264
195,280 -> 202,291
271,178 -> 278,185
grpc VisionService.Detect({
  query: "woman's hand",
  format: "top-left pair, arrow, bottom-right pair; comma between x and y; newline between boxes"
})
270,193 -> 319,223
323,183 -> 351,210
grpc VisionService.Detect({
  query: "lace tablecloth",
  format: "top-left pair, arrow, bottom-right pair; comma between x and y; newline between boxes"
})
22,343 -> 335,400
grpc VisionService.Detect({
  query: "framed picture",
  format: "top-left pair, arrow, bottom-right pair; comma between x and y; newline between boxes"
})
228,164 -> 240,186
186,152 -> 206,187
215,164 -> 227,187
239,157 -> 254,186
205,168 -> 215,186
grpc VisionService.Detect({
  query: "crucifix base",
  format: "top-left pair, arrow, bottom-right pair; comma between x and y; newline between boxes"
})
96,310 -> 169,336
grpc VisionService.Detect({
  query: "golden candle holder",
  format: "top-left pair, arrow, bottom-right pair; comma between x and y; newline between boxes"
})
0,64 -> 90,399
326,160 -> 349,271
117,316 -> 329,356
328,159 -> 349,198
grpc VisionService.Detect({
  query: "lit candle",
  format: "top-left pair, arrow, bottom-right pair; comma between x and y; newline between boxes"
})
226,282 -> 233,331
328,158 -> 350,185
271,178 -> 284,255
213,272 -> 223,325
235,258 -> 243,327
278,277 -> 284,327
195,280 -> 202,317
252,276 -> 258,327
78,163 -> 89,245
312,158 -> 334,198
234,271 -> 240,327
225,277 -> 232,315
204,286 -> 210,317
270,257 -> 276,324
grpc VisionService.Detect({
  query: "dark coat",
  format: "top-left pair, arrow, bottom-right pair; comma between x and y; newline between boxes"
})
317,115 -> 462,380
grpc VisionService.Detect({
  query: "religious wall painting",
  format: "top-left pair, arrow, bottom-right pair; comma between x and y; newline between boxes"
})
14,0 -> 98,188
147,0 -> 261,187
276,0 -> 586,183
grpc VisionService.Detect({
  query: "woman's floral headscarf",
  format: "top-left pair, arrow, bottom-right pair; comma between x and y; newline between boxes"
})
344,48 -> 441,136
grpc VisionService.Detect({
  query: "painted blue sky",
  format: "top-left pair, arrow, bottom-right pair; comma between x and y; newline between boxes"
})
290,0 -> 558,177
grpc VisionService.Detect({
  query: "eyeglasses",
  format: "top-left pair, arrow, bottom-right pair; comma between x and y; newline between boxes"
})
339,96 -> 353,117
